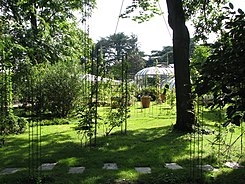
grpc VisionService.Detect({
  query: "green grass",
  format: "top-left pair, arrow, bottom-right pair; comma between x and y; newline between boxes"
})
0,103 -> 244,184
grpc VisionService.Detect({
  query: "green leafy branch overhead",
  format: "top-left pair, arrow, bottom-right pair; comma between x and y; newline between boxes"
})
120,0 -> 162,23
194,6 -> 245,126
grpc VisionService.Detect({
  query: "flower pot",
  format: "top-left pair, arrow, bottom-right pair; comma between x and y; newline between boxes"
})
141,96 -> 151,108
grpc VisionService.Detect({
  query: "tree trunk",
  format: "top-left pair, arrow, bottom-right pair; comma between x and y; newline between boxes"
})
166,0 -> 195,132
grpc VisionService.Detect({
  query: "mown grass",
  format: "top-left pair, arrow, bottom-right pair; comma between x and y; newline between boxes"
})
0,102 -> 244,184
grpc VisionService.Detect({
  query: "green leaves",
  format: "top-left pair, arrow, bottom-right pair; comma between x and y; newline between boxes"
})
19,61 -> 83,118
96,32 -> 143,80
1,0 -> 95,115
228,2 -> 234,10
1,0 -> 95,65
184,0 -> 228,41
194,8 -> 245,127
238,8 -> 244,14
121,0 -> 161,23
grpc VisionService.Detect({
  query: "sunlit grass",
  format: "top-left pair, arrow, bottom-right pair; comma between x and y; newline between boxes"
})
0,104 -> 244,184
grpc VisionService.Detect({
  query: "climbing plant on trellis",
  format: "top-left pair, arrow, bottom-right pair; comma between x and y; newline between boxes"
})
0,16 -> 14,146
77,48 -> 130,146
0,62 -> 13,146
104,55 -> 129,136
77,47 -> 103,146
189,95 -> 244,183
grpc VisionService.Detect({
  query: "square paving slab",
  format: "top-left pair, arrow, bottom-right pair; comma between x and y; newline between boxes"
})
0,168 -> 22,175
102,163 -> 118,170
197,164 -> 214,171
68,167 -> 85,174
225,161 -> 244,169
38,163 -> 57,171
165,163 -> 183,170
135,167 -> 151,174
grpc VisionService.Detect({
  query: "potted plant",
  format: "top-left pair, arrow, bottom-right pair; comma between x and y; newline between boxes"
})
140,87 -> 156,108
141,95 -> 151,108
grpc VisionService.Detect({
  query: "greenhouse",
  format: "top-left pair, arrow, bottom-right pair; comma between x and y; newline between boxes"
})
134,65 -> 174,89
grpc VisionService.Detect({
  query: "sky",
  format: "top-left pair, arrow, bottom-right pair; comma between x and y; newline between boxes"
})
89,0 -> 245,55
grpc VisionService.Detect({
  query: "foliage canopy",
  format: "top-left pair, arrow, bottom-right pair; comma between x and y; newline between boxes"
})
195,6 -> 245,126
95,32 -> 145,79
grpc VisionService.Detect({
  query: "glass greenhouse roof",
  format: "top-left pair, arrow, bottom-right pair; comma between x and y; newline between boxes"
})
135,66 -> 174,77
161,77 -> 175,90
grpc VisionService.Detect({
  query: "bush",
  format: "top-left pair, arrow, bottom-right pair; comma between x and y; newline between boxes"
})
32,62 -> 83,118
0,114 -> 27,136
29,118 -> 70,127
136,87 -> 158,101
17,117 -> 28,133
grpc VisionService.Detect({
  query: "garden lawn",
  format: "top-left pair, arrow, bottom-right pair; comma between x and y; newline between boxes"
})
0,104 -> 244,184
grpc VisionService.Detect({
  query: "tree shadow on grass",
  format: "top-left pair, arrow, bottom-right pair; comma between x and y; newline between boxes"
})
212,160 -> 245,184
201,109 -> 225,124
136,157 -> 245,184
1,124 -> 243,184
0,124 -> 192,183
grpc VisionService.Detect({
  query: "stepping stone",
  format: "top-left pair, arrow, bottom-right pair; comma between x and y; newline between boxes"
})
224,161 -> 244,169
38,163 -> 57,171
197,164 -> 214,171
165,163 -> 183,170
68,167 -> 85,174
135,167 -> 151,174
102,163 -> 118,170
0,168 -> 22,175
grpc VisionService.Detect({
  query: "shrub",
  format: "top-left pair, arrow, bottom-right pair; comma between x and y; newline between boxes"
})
29,118 -> 70,127
31,62 -> 83,118
0,113 -> 27,144
136,87 -> 158,101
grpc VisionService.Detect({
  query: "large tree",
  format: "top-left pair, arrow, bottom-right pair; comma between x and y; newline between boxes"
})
147,38 -> 195,67
123,0 -> 228,131
96,32 -> 145,79
147,46 -> 173,67
0,0 -> 96,107
165,0 -> 194,131
0,0 -> 95,65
